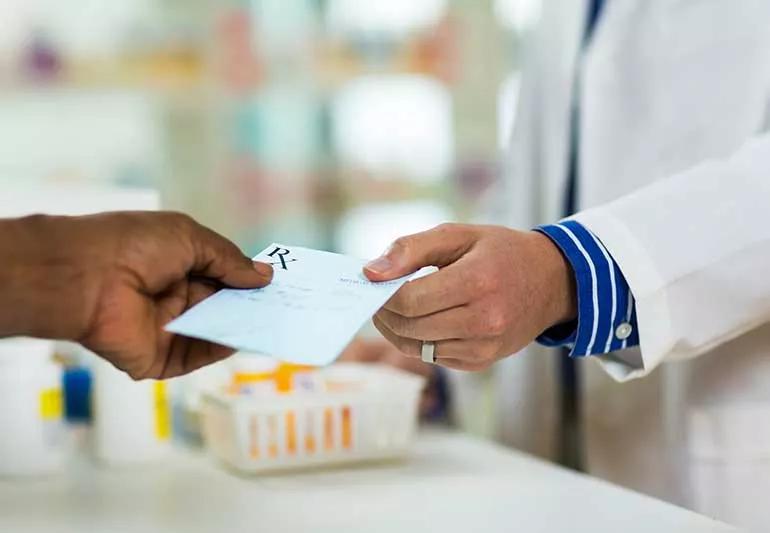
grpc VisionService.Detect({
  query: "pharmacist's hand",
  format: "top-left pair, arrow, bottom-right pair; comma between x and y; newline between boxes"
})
363,224 -> 576,371
339,338 -> 441,417
23,212 -> 273,380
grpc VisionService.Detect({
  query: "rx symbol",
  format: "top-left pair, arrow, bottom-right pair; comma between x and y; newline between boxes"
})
268,246 -> 297,271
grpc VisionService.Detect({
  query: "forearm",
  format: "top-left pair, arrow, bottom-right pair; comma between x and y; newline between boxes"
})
0,215 -> 96,340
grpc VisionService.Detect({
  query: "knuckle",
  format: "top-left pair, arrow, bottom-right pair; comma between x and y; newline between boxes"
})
163,211 -> 196,239
374,316 -> 420,357
372,314 -> 391,337
485,309 -> 509,336
397,339 -> 420,358
435,222 -> 457,233
127,368 -> 149,381
391,290 -> 421,318
435,222 -> 467,234
121,358 -> 159,382
399,318 -> 417,339
173,211 -> 197,231
165,210 -> 188,224
390,236 -> 413,256
402,294 -> 422,318
383,312 -> 407,336
471,274 -> 494,295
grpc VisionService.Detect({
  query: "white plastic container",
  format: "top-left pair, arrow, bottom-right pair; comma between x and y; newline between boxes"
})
0,338 -> 65,477
201,363 -> 424,474
91,354 -> 171,465
172,360 -> 232,446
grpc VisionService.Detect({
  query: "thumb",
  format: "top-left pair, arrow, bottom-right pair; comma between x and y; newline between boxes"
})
188,220 -> 273,288
364,224 -> 475,282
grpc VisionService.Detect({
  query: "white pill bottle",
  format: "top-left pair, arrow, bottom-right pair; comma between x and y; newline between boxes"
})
91,353 -> 171,465
0,338 -> 65,477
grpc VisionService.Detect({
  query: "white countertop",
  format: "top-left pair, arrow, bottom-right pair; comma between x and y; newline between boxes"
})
0,429 -> 736,533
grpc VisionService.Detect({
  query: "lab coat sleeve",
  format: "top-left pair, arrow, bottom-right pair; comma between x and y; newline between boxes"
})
572,133 -> 770,381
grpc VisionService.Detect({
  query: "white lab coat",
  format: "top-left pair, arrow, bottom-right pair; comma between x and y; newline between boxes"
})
453,1 -> 770,530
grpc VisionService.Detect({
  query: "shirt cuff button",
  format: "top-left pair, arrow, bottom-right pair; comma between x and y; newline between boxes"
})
615,323 -> 633,340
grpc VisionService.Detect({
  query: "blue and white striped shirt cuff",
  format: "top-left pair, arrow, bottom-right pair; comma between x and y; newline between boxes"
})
534,220 -> 639,357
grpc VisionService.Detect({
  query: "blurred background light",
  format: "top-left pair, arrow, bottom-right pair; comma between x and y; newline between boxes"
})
497,73 -> 521,151
251,0 -> 317,56
8,0 -> 155,57
335,200 -> 453,260
494,0 -> 542,33
332,75 -> 453,183
244,84 -> 321,174
0,91 -> 159,185
326,0 -> 448,37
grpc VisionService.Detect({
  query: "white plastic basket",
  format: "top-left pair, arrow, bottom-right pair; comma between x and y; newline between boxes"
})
200,363 -> 425,473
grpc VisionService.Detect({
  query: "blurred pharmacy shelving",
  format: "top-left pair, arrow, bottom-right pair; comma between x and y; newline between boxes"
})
0,0 -> 541,258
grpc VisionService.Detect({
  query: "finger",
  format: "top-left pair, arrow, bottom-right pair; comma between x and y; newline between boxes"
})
363,223 -> 476,282
184,217 -> 273,288
383,259 -> 477,317
376,307 -> 474,342
171,280 -> 238,376
153,278 -> 218,372
181,340 -> 234,376
187,279 -> 219,307
162,335 -> 234,379
151,280 -> 234,379
373,315 -> 421,357
150,280 -> 191,377
373,315 -> 496,362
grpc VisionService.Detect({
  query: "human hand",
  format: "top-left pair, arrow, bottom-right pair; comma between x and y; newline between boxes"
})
1,212 -> 272,379
363,224 -> 576,371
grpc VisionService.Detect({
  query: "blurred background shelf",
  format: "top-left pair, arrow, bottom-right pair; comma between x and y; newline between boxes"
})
0,0 -> 540,257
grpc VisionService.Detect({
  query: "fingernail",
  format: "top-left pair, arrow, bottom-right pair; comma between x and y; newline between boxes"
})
252,261 -> 274,278
365,256 -> 393,275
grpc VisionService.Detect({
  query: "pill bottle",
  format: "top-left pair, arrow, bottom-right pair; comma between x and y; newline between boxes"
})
90,353 -> 171,465
0,338 -> 65,477
55,341 -> 93,423
275,363 -> 319,394
228,354 -> 279,396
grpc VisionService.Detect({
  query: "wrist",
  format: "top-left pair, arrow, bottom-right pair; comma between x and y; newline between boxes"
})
530,231 -> 577,329
0,215 -> 97,340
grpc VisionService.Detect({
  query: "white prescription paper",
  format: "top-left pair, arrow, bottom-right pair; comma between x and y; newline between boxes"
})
165,243 -> 423,366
